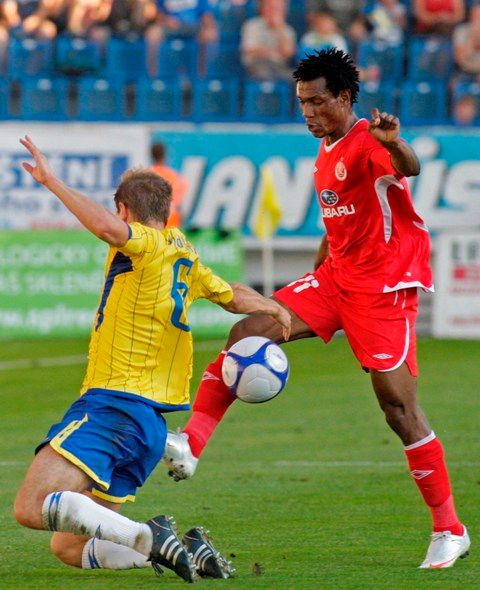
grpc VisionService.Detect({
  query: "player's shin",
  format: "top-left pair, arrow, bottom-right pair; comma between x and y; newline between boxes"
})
42,491 -> 153,556
183,352 -> 236,457
404,432 -> 463,535
82,538 -> 150,569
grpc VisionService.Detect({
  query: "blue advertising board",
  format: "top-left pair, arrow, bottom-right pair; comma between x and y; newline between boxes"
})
153,125 -> 480,238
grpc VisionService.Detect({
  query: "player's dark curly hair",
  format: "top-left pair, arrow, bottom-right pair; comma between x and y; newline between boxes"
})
293,48 -> 360,105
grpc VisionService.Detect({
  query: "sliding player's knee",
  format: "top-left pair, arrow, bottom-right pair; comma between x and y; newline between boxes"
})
13,490 -> 45,529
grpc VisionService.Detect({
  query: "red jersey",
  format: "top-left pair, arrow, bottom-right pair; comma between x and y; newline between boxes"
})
314,119 -> 433,294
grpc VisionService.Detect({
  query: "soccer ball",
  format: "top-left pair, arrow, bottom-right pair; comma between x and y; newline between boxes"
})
221,336 -> 289,403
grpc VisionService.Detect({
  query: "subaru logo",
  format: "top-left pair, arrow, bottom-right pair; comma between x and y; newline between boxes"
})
320,189 -> 339,206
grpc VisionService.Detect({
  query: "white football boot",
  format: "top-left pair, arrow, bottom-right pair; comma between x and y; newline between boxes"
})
419,526 -> 470,569
162,430 -> 198,481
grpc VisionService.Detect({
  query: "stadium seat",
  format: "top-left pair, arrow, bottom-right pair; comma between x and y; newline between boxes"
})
213,1 -> 254,41
192,79 -> 240,122
18,78 -> 70,120
132,78 -> 184,121
7,38 -> 54,79
156,38 -> 197,80
76,78 -> 126,121
356,81 -> 397,119
287,0 -> 307,38
55,35 -> 102,75
399,80 -> 448,125
203,41 -> 243,79
243,80 -> 292,123
104,38 -> 147,81
357,40 -> 404,82
452,81 -> 480,124
407,36 -> 453,81
0,79 -> 11,119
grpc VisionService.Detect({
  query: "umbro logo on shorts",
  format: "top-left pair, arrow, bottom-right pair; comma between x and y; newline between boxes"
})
373,353 -> 394,359
411,469 -> 434,480
202,370 -> 220,382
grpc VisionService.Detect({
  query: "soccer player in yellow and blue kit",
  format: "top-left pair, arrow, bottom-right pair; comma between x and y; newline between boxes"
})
13,136 -> 291,583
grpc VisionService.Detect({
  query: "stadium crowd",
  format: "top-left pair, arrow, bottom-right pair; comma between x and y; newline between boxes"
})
0,0 -> 479,123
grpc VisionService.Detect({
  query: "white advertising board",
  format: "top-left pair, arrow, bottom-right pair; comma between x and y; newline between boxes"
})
0,123 -> 150,229
433,233 -> 480,338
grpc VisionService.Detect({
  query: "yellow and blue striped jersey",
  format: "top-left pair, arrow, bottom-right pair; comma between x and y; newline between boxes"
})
80,223 -> 233,410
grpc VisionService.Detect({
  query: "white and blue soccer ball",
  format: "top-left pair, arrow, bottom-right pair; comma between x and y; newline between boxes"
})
221,336 -> 289,403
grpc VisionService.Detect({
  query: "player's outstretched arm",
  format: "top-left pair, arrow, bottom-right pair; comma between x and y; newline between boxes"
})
221,282 -> 291,341
20,136 -> 129,246
368,108 -> 421,177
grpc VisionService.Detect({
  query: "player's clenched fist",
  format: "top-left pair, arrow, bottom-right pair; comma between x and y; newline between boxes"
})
368,107 -> 400,145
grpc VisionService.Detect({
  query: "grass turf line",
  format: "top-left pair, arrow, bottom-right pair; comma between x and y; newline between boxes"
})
0,337 -> 478,589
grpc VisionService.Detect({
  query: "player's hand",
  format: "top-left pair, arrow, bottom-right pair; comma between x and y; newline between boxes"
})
270,303 -> 291,342
368,108 -> 400,144
20,135 -> 53,185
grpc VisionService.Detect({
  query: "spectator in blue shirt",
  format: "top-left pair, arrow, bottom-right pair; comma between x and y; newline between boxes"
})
151,0 -> 217,40
146,0 -> 218,75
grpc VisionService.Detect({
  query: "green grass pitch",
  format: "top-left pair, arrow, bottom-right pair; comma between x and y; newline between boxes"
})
1,336 -> 479,589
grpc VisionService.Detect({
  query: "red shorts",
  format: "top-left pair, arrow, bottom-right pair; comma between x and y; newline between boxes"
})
274,260 -> 419,376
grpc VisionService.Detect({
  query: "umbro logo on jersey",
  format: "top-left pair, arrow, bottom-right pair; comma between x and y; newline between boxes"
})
320,189 -> 339,206
411,469 -> 434,480
373,353 -> 393,359
335,160 -> 347,181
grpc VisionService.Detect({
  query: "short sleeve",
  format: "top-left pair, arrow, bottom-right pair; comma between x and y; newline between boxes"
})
118,222 -> 162,258
367,144 -> 403,179
189,261 -> 233,304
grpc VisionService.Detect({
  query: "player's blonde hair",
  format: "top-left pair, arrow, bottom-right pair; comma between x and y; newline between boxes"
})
114,168 -> 172,224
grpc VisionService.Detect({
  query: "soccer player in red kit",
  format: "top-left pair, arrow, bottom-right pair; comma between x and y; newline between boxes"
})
163,49 -> 470,569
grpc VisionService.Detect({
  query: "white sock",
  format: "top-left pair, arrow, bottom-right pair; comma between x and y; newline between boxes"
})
82,538 -> 150,570
42,491 -> 153,556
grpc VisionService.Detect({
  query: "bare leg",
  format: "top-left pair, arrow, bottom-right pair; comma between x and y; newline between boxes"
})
226,298 -> 316,348
370,363 -> 430,445
371,363 -> 463,537
14,445 -> 153,556
14,445 -> 92,529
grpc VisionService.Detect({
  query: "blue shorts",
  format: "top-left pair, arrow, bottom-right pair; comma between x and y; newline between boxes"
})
36,390 -> 167,503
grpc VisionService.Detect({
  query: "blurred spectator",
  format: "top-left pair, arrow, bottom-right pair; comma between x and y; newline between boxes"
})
151,142 -> 188,228
299,11 -> 349,56
146,0 -> 218,76
452,93 -> 478,124
0,0 -> 21,69
22,0 -> 68,38
306,0 -> 368,43
104,0 -> 156,39
241,0 -> 296,80
148,0 -> 217,42
413,0 -> 465,36
67,0 -> 112,38
367,0 -> 407,45
454,2 -> 480,80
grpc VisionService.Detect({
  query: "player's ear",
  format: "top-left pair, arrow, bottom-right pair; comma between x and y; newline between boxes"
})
117,201 -> 128,221
339,89 -> 350,107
